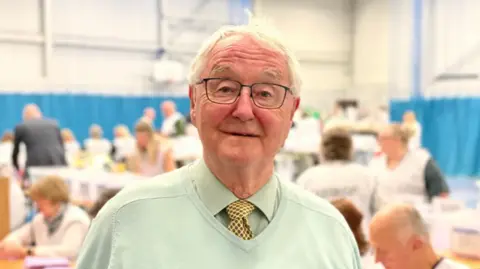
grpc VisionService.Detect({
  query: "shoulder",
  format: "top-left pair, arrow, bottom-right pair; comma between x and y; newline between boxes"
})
64,205 -> 91,225
14,123 -> 26,133
96,167 -> 190,219
281,180 -> 351,232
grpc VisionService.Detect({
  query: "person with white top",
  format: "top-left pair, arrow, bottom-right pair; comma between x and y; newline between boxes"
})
83,124 -> 111,157
160,101 -> 186,138
297,127 -> 376,231
370,124 -> 449,211
111,125 -> 136,162
127,121 -> 176,176
61,129 -> 81,166
403,110 -> 422,150
0,175 -> 90,260
370,203 -> 469,269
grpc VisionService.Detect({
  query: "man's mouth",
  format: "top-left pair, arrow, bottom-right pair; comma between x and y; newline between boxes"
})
226,132 -> 258,138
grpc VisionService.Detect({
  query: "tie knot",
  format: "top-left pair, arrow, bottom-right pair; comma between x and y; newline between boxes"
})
226,200 -> 255,220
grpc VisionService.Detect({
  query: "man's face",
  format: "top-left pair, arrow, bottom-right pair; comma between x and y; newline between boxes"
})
370,223 -> 416,269
145,108 -> 156,120
189,34 -> 299,165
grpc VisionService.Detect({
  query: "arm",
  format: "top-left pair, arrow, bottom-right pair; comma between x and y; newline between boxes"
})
3,221 -> 34,246
56,126 -> 65,151
11,126 -> 22,171
163,148 -> 176,172
34,222 -> 88,259
424,158 -> 450,200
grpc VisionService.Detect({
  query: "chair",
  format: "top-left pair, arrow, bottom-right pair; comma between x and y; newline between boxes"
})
0,176 -> 10,239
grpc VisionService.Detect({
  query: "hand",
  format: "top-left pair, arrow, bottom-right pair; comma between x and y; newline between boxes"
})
0,240 -> 27,259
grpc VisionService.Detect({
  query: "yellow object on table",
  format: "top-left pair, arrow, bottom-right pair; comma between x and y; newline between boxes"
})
0,260 -> 25,269
0,259 -> 76,269
444,251 -> 480,268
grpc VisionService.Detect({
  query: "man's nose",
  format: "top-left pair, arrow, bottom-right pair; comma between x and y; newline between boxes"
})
231,88 -> 255,122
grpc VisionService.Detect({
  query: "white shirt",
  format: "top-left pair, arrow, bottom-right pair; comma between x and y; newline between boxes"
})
113,137 -> 136,160
369,149 -> 431,211
297,161 -> 376,232
4,205 -> 90,259
161,112 -> 184,137
84,138 -> 112,156
435,258 -> 470,269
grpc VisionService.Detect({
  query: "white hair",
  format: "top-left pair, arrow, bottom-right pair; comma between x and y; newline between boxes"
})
187,15 -> 302,96
381,203 -> 430,244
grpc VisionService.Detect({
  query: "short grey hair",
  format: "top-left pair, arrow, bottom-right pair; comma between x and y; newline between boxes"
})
188,16 -> 302,96
382,203 -> 430,244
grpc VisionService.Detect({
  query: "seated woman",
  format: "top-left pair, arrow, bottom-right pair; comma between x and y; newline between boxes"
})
84,124 -> 112,156
0,175 -> 90,260
330,198 -> 380,269
61,128 -> 81,165
127,121 -> 176,176
111,125 -> 136,162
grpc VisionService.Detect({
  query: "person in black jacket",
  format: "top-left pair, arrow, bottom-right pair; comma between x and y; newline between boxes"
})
12,104 -> 67,180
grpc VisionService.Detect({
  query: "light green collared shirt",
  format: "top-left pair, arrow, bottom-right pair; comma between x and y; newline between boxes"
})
191,160 -> 280,236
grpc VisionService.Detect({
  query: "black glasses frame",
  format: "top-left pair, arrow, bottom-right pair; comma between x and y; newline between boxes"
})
196,78 -> 292,109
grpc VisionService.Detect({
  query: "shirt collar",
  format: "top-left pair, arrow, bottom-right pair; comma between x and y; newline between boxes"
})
191,159 -> 278,221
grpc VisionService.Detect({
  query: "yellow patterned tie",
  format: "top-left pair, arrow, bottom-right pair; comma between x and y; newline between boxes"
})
226,200 -> 255,240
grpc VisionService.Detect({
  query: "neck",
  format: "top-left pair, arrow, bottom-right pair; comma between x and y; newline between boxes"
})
388,147 -> 407,162
204,154 -> 274,199
415,247 -> 441,269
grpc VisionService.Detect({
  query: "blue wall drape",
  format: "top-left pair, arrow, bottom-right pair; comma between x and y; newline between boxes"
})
0,93 -> 190,143
390,97 -> 480,177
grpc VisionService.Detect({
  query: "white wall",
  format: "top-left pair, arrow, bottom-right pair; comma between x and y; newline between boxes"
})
351,0 -> 415,104
0,0 -> 233,95
352,0 -> 480,103
254,0 -> 353,110
424,0 -> 480,97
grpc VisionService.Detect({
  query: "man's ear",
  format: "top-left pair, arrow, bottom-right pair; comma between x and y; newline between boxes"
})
189,85 -> 197,127
290,97 -> 301,120
410,235 -> 425,251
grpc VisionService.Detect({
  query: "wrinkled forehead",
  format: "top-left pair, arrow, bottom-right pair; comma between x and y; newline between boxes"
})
204,34 -> 289,81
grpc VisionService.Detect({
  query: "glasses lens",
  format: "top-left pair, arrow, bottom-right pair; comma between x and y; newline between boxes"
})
206,79 -> 241,104
251,83 -> 285,108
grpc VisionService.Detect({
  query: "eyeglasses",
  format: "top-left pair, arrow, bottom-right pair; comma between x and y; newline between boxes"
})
196,78 -> 292,109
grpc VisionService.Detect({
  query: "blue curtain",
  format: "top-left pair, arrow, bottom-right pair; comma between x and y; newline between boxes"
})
0,93 -> 190,143
390,97 -> 480,177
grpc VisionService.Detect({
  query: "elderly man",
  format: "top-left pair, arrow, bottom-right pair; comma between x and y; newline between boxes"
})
160,100 -> 186,138
370,203 -> 469,269
76,20 -> 361,269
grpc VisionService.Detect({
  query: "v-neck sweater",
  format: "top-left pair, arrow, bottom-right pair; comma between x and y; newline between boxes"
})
75,160 -> 362,269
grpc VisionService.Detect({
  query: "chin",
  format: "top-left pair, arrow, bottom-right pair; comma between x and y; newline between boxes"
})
218,143 -> 262,165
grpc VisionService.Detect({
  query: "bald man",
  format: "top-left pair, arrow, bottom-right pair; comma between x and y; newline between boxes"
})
369,203 -> 468,269
160,101 -> 185,138
12,104 -> 66,178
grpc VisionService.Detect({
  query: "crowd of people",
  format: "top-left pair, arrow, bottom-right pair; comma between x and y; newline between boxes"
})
0,16 -> 473,269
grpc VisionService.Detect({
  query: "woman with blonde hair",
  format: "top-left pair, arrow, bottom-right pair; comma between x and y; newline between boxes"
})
128,121 -> 176,176
0,175 -> 90,259
61,129 -> 81,164
84,124 -> 111,156
112,124 -> 136,161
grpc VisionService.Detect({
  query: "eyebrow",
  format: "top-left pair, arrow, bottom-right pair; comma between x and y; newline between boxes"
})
210,64 -> 283,81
